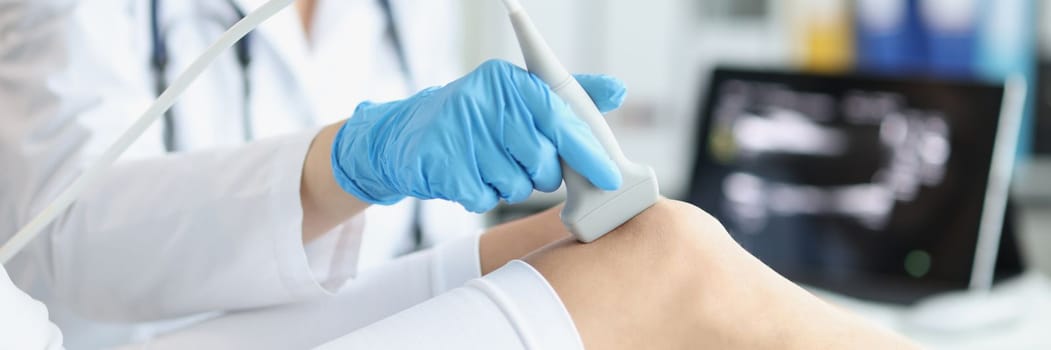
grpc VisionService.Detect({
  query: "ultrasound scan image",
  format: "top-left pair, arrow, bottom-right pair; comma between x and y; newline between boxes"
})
688,69 -> 1020,301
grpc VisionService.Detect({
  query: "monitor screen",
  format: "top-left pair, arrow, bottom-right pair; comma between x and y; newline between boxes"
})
688,68 -> 1021,302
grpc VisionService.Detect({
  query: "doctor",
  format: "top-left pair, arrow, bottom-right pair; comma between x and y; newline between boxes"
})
0,0 -> 483,347
146,0 -> 485,263
141,0 -> 484,263
4,0 -> 643,347
0,1 -> 923,348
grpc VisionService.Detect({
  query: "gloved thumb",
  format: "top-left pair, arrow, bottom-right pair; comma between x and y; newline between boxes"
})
574,74 -> 627,113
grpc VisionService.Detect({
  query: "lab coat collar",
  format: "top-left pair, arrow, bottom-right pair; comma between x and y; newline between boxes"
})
232,0 -> 320,117
229,0 -> 428,112
232,0 -> 312,66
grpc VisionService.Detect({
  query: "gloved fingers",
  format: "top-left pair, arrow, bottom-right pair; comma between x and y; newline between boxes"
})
549,116 -> 623,191
514,73 -> 623,191
425,150 -> 502,213
488,169 -> 535,204
450,179 -> 501,213
475,142 -> 536,204
477,61 -> 626,114
330,114 -> 409,205
503,119 -> 564,193
573,74 -> 628,113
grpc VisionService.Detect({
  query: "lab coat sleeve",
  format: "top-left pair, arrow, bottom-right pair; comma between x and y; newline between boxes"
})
0,265 -> 65,350
0,0 -> 367,322
118,233 -> 484,350
50,130 -> 367,321
316,261 -> 583,350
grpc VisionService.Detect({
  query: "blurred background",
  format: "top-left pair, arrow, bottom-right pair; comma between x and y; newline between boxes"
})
461,0 -> 1051,348
462,0 -> 1048,200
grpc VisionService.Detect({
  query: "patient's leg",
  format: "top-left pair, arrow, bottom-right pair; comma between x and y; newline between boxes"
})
479,205 -> 568,274
518,199 -> 917,350
131,200 -> 914,349
124,206 -> 573,350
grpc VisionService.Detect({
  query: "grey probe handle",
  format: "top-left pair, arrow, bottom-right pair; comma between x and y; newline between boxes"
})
509,9 -> 660,242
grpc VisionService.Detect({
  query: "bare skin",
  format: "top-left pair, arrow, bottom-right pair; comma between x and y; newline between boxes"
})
477,199 -> 919,349
479,205 -> 569,274
300,123 -> 370,242
295,0 -> 373,243
295,0 -> 318,40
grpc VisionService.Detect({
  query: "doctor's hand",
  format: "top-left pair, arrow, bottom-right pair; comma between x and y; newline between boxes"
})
330,60 -> 626,213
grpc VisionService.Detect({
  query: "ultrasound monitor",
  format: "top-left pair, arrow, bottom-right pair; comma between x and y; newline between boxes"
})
687,68 -> 1025,303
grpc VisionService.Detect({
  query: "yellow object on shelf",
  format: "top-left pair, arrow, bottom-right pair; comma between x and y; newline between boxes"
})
790,0 -> 854,72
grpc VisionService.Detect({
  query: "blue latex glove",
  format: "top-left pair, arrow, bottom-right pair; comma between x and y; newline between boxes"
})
331,60 -> 626,213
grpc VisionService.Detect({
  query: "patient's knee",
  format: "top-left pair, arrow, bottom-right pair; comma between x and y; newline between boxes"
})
611,199 -> 735,259
623,199 -> 726,238
527,198 -> 737,289
523,199 -> 741,349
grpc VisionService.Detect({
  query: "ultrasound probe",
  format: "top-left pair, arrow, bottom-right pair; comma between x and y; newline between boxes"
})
501,0 -> 661,242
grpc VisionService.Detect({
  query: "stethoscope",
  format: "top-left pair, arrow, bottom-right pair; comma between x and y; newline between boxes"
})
150,0 -> 413,152
149,0 -> 426,247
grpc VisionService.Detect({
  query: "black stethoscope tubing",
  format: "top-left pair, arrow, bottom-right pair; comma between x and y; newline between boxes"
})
150,0 -> 412,152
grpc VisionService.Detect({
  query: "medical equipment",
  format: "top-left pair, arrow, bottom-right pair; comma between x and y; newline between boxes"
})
0,0 -> 297,264
149,0 -> 413,152
688,67 -> 1026,302
501,0 -> 660,242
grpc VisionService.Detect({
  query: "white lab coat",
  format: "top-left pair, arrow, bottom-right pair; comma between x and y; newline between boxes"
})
134,257 -> 585,350
0,0 -> 481,348
1,240 -> 585,350
0,264 -> 63,350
